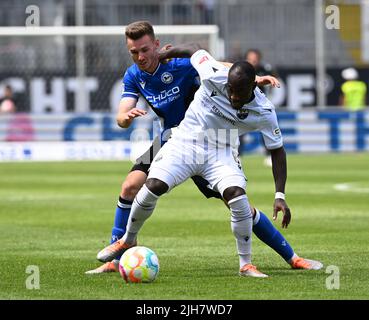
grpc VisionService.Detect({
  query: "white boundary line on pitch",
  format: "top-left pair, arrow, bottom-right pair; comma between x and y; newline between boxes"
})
333,182 -> 369,193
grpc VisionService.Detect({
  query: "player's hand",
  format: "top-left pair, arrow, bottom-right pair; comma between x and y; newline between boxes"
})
256,75 -> 280,88
125,108 -> 147,120
158,44 -> 173,64
273,198 -> 291,228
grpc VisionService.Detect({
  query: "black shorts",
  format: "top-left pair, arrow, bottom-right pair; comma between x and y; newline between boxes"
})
190,175 -> 222,199
129,139 -> 222,200
130,137 -> 161,174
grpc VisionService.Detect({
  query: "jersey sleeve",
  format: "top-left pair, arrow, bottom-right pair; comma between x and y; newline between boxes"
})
259,110 -> 284,150
121,69 -> 139,100
190,50 -> 225,82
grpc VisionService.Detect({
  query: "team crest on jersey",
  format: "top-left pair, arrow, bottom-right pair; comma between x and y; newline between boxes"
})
161,72 -> 173,84
236,108 -> 249,120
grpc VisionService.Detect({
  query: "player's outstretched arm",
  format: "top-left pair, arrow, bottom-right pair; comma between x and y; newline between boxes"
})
270,146 -> 291,228
116,97 -> 147,128
218,61 -> 233,68
158,43 -> 202,61
255,75 -> 280,88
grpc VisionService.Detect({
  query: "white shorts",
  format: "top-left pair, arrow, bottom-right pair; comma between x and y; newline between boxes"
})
148,138 -> 247,197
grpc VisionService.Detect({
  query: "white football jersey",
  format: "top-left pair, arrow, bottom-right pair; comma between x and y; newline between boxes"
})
171,50 -> 283,150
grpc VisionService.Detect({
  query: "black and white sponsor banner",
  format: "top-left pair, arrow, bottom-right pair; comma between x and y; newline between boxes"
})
1,68 -> 368,113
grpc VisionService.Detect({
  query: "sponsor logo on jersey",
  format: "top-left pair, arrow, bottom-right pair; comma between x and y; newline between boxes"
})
236,108 -> 249,120
161,72 -> 173,84
273,128 -> 281,136
139,81 -> 146,89
146,86 -> 180,103
211,106 -> 236,125
199,55 -> 209,64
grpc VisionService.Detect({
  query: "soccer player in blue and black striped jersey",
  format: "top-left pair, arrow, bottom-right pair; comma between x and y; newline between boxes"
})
86,21 -> 322,274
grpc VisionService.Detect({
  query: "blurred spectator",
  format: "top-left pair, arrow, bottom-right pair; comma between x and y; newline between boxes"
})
245,48 -> 278,97
339,68 -> 367,111
0,85 -> 16,114
245,49 -> 278,167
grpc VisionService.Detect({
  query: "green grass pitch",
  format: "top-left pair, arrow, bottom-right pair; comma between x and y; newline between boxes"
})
0,153 -> 368,300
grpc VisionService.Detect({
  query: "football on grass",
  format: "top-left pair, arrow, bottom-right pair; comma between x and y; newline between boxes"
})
119,246 -> 159,283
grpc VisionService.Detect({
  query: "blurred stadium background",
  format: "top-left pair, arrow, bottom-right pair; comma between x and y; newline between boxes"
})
0,0 -> 368,161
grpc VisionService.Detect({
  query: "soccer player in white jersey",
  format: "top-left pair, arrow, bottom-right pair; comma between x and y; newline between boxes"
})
97,44 -> 302,277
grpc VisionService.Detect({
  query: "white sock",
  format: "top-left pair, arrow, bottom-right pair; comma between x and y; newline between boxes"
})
123,184 -> 159,245
228,194 -> 253,269
253,207 -> 261,225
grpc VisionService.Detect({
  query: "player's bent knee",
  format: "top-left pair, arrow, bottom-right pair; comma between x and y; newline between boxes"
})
145,178 -> 169,197
222,186 -> 245,203
228,194 -> 253,220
